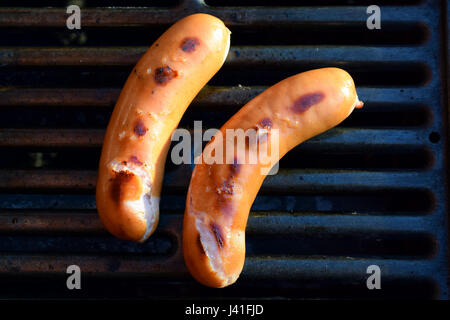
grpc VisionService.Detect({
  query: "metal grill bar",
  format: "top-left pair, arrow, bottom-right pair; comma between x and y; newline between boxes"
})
0,212 -> 440,235
0,87 -> 439,107
0,128 -> 432,147
242,259 -> 444,284
0,169 -> 440,191
0,6 -> 432,27
0,46 -> 434,66
0,192 -> 434,212
0,254 -> 442,284
0,129 -> 104,147
0,212 -> 443,283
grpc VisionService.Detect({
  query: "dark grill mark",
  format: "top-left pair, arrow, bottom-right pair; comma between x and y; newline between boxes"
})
210,222 -> 225,249
258,117 -> 273,129
134,120 -> 147,137
216,179 -> 235,215
181,37 -> 200,53
219,181 -> 234,195
292,92 -> 325,113
154,66 -> 178,85
253,119 -> 271,144
110,171 -> 134,204
129,155 -> 143,165
231,157 -> 240,175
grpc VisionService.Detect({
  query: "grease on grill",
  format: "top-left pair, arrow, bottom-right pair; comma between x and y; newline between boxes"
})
181,37 -> 200,53
154,66 -> 178,85
292,92 -> 325,113
134,120 -> 147,137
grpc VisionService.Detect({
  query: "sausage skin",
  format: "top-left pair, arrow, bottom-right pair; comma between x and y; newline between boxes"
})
182,68 -> 364,287
96,14 -> 231,242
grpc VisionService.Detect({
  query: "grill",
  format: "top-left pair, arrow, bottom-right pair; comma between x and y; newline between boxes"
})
0,0 -> 448,300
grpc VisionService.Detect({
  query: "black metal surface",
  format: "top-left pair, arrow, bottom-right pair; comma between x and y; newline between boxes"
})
0,0 -> 448,299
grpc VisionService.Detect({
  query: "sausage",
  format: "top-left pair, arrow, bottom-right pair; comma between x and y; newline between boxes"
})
182,67 -> 364,287
96,14 -> 231,242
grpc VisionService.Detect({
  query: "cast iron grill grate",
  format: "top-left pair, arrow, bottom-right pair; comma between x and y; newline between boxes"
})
0,0 -> 448,299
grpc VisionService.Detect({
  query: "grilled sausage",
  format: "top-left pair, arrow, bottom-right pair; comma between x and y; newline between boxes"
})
182,68 -> 364,287
96,14 -> 231,242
